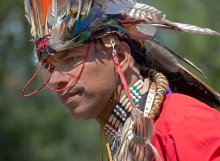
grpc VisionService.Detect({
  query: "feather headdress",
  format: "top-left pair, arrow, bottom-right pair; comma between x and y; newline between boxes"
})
24,0 -> 220,61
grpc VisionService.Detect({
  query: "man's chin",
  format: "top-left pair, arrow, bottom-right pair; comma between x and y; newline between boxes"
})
67,107 -> 91,121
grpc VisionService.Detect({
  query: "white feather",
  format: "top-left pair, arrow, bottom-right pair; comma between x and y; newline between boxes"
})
136,19 -> 220,36
86,0 -> 93,16
173,22 -> 220,36
92,0 -> 109,8
125,3 -> 165,21
52,0 -> 58,27
24,0 -> 37,37
136,23 -> 157,36
66,0 -> 71,15
106,0 -> 135,14
35,1 -> 43,37
76,0 -> 84,20
49,27 -> 65,50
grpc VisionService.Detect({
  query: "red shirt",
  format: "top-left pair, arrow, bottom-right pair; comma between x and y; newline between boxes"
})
153,94 -> 220,161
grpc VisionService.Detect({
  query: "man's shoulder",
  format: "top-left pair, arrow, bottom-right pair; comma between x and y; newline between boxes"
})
162,93 -> 219,117
154,94 -> 220,161
155,93 -> 220,133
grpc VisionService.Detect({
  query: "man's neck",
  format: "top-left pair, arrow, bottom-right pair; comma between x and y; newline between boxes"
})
101,79 -> 144,139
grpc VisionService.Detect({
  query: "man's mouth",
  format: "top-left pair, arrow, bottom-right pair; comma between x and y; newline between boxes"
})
59,91 -> 81,105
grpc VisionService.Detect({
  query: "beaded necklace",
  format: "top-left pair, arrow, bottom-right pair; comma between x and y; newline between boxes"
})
104,79 -> 144,139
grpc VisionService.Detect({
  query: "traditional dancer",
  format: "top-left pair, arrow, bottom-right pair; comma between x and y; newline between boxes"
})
23,0 -> 220,160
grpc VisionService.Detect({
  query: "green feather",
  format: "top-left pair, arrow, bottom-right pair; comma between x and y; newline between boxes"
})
65,31 -> 91,49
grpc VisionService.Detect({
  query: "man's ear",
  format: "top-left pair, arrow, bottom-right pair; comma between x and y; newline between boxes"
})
115,41 -> 131,73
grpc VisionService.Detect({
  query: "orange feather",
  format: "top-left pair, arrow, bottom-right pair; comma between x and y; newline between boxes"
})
37,0 -> 52,27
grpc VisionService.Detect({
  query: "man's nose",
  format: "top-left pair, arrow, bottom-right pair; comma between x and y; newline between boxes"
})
49,70 -> 69,90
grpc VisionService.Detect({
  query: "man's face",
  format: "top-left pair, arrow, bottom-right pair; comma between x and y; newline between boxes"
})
48,41 -> 118,120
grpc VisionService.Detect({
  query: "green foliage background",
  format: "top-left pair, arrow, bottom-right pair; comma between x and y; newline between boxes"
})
0,0 -> 219,160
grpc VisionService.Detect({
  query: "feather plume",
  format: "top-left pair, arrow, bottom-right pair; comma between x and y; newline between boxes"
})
51,0 -> 58,26
71,0 -> 96,15
93,0 -> 112,8
49,27 -> 65,50
115,109 -> 156,161
37,0 -> 52,27
173,22 -> 220,36
132,19 -> 220,36
69,8 -> 106,39
157,19 -> 220,36
62,31 -> 91,50
69,0 -> 93,19
57,0 -> 67,10
106,1 -> 165,21
105,0 -> 220,36
24,0 -> 31,24
30,0 -> 38,27
136,24 -> 157,36
128,108 -> 155,161
143,39 -> 179,73
24,0 -> 35,27
145,38 -> 207,77
27,0 -> 53,36
60,14 -> 71,38
66,0 -> 71,15
147,20 -> 220,36
46,0 -> 68,28
86,0 -> 93,15
131,108 -> 154,144
106,0 -> 134,14
76,0 -> 84,20
125,3 -> 165,21
35,0 -> 43,37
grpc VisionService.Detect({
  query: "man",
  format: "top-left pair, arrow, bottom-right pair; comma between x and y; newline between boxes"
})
23,0 -> 220,160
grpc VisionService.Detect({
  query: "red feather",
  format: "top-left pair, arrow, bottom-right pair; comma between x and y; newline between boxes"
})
117,17 -> 145,27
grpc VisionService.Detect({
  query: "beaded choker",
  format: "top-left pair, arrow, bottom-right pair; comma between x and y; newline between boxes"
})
104,79 -> 144,139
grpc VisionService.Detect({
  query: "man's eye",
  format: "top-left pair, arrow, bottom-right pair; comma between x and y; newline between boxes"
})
68,57 -> 78,62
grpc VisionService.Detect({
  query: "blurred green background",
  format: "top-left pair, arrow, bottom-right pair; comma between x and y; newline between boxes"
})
0,0 -> 219,160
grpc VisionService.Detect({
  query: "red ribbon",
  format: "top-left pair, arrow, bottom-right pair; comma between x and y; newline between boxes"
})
112,55 -> 135,109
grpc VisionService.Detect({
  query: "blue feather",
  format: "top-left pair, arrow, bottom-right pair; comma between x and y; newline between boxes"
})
101,19 -> 130,36
66,31 -> 91,49
107,14 -> 121,20
70,8 -> 106,39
